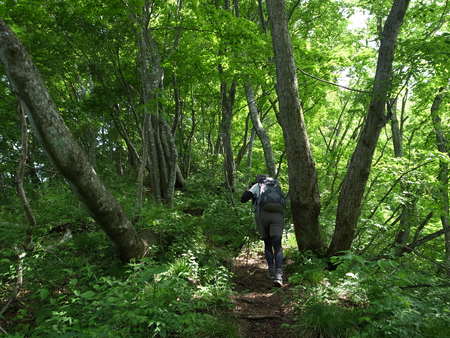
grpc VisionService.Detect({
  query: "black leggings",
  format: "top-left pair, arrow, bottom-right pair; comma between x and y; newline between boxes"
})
263,235 -> 283,270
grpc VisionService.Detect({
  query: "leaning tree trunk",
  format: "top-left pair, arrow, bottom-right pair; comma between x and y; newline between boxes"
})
0,21 -> 147,262
244,83 -> 277,177
266,0 -> 323,253
430,87 -> 449,273
328,0 -> 411,256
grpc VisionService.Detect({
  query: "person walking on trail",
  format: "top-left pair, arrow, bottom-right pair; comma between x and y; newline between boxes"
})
240,174 -> 286,287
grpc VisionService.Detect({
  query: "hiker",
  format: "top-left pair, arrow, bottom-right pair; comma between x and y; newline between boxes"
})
241,175 -> 285,287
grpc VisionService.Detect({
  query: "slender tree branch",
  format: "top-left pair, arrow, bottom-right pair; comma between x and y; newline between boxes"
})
405,245 -> 450,273
411,211 -> 434,244
365,160 -> 432,221
318,126 -> 331,153
274,151 -> 285,180
401,229 -> 445,254
373,135 -> 392,166
424,0 -> 449,39
359,208 -> 402,254
297,68 -> 371,94
287,0 -> 302,22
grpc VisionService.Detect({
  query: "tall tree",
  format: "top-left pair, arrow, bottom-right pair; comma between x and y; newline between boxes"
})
387,94 -> 420,255
0,20 -> 147,262
430,87 -> 449,272
135,0 -> 179,205
244,83 -> 276,177
219,75 -> 237,191
328,0 -> 411,256
218,0 -> 238,191
266,0 -> 323,253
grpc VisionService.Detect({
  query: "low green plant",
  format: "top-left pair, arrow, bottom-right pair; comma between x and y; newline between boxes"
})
288,252 -> 450,338
1,175 -> 241,337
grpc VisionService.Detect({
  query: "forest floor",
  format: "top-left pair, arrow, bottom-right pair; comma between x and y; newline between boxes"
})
230,248 -> 297,338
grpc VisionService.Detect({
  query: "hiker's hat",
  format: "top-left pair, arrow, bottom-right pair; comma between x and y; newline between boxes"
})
256,174 -> 268,183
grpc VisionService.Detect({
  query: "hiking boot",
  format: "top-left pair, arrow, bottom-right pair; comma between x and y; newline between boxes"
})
273,269 -> 283,287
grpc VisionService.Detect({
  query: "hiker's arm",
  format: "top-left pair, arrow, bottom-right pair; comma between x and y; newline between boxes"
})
241,183 -> 259,203
240,191 -> 253,203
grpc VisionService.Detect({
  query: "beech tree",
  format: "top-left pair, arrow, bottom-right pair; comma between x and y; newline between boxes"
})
266,0 -> 323,253
244,83 -> 276,177
0,0 -> 445,263
328,0 -> 411,256
0,20 -> 147,262
430,87 -> 449,271
266,0 -> 412,256
135,0 -> 180,205
2,3 -> 450,335
220,76 -> 237,191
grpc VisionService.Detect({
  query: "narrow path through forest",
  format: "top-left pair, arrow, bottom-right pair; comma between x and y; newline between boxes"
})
230,250 -> 296,337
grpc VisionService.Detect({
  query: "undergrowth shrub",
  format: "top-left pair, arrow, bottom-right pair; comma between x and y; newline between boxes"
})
2,234 -> 237,337
178,172 -> 258,259
30,256 -> 235,337
1,175 -> 241,337
287,252 -> 450,338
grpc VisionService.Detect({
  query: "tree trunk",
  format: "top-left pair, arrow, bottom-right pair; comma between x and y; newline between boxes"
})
16,101 -> 36,247
80,125 -> 97,168
430,87 -> 449,272
219,76 -> 237,191
388,97 -> 418,255
171,75 -> 183,135
111,104 -> 141,170
390,98 -> 403,157
244,83 -> 276,177
247,127 -> 256,168
137,19 -> 162,201
160,118 -> 178,204
266,0 -> 323,253
235,112 -> 251,168
328,0 -> 411,256
0,20 -> 147,261
182,107 -> 197,179
136,3 -> 180,204
257,0 -> 267,32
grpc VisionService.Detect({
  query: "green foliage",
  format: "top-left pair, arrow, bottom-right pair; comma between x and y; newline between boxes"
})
293,303 -> 363,338
26,256 -> 235,337
287,252 -> 450,338
1,0 -> 449,336
0,172 -> 247,336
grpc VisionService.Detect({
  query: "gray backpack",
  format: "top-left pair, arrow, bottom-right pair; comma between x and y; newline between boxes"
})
258,178 -> 285,213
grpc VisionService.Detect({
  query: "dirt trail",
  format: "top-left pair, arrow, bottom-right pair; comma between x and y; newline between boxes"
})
231,250 -> 296,338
